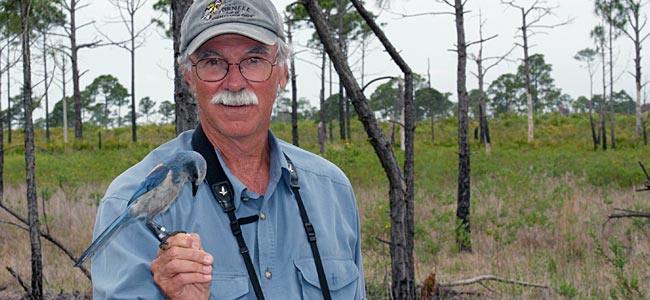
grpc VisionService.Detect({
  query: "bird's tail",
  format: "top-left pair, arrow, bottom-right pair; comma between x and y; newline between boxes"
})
74,210 -> 130,267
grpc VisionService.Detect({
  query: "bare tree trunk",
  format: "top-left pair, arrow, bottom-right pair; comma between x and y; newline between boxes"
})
600,39 -> 608,151
337,0 -> 346,141
328,60 -> 333,143
588,81 -> 598,151
21,0 -> 43,297
173,0 -> 197,135
522,15 -> 534,143
302,0 -> 416,298
288,22 -> 299,146
319,49 -> 326,155
130,11 -> 137,142
7,57 -> 11,144
43,34 -> 50,142
69,0 -> 83,140
61,53 -> 68,143
609,20 -> 616,149
451,0 -> 472,253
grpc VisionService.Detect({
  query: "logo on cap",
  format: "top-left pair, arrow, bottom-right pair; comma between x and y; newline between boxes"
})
202,0 -> 223,20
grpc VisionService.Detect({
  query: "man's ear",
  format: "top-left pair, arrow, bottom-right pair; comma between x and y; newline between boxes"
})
183,68 -> 195,92
279,66 -> 289,89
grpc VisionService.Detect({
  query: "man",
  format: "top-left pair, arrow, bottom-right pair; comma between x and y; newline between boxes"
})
89,0 -> 366,299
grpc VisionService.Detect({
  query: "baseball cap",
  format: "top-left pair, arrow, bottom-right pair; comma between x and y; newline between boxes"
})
180,0 -> 285,56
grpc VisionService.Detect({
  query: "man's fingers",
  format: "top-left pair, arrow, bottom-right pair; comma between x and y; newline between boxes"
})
164,257 -> 213,275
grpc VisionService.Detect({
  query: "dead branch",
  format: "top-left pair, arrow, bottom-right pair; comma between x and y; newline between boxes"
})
5,266 -> 31,299
375,236 -> 392,246
0,201 -> 91,280
607,209 -> 650,220
438,275 -> 550,290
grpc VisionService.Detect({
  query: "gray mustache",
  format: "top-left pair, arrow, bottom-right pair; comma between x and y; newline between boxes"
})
211,90 -> 259,106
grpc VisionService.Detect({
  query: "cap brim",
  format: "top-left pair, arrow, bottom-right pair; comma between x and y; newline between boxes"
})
186,23 -> 278,55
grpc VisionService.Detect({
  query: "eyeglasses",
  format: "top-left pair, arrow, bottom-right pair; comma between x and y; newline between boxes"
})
191,55 -> 279,82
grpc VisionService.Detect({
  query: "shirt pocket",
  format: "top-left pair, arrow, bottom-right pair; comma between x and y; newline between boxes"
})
294,258 -> 360,299
210,272 -> 250,300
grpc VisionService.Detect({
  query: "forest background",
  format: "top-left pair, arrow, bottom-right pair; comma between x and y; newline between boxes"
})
2,0 -> 650,299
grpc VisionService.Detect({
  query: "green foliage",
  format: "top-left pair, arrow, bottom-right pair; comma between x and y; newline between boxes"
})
594,237 -> 646,300
554,280 -> 580,299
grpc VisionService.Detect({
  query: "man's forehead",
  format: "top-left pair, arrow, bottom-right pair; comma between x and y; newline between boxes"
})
195,45 -> 272,59
194,35 -> 273,56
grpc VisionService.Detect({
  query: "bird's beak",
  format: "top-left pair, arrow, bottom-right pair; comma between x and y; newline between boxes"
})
192,183 -> 199,197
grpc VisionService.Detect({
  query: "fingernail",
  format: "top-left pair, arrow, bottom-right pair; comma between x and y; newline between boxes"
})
204,255 -> 213,264
192,240 -> 199,249
203,274 -> 211,280
203,265 -> 211,273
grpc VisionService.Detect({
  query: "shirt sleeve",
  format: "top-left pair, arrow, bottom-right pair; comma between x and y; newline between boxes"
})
90,196 -> 165,300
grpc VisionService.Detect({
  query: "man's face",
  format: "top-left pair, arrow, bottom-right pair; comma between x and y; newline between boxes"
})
185,34 -> 288,141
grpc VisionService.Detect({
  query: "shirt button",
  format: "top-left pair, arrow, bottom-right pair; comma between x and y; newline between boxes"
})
242,197 -> 249,202
265,271 -> 272,279
260,213 -> 266,220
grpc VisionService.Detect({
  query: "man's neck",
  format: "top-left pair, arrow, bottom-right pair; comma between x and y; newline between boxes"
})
202,125 -> 271,195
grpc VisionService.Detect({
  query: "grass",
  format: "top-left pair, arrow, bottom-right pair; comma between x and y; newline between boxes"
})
1,114 -> 650,299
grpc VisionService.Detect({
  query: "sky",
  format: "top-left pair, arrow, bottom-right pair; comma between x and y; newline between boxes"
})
4,0 -> 646,122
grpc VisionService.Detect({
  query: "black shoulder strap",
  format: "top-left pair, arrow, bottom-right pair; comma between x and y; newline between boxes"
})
285,155 -> 332,300
192,125 -> 331,300
191,125 -> 266,300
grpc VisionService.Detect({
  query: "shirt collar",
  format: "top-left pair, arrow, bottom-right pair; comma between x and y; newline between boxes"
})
212,130 -> 292,210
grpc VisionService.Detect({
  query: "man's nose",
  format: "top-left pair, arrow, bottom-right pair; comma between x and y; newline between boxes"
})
221,64 -> 247,92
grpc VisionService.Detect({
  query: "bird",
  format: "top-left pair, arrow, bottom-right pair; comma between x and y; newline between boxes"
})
74,150 -> 207,267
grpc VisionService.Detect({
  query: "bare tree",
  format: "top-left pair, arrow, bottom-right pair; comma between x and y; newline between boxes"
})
618,0 -> 650,137
286,18 -> 299,146
98,0 -> 154,142
574,48 -> 600,150
440,0 -> 472,253
20,0 -> 43,297
301,0 -> 416,298
592,25 -> 608,150
502,0 -> 570,143
58,0 -> 102,140
595,0 -> 626,150
469,12 -> 512,155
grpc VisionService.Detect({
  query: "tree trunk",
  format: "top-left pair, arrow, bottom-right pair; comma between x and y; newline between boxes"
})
61,53 -> 68,143
68,0 -> 83,140
609,21 -> 616,149
7,57 -> 11,144
337,0 -> 346,141
453,0 -> 472,253
600,40 -> 607,151
43,34 -> 50,142
319,49 -> 326,155
130,13 -> 137,142
328,60 -> 333,143
522,9 -> 534,143
288,22 -> 299,146
477,54 -> 491,155
21,1 -> 44,297
302,0 -> 416,298
173,0 -> 197,135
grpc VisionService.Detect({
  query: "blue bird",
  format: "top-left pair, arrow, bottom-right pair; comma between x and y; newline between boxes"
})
74,150 -> 207,267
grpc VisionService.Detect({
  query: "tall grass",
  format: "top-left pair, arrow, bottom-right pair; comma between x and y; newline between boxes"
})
1,114 -> 649,299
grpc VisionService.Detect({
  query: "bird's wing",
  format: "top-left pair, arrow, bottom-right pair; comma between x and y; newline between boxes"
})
127,163 -> 171,206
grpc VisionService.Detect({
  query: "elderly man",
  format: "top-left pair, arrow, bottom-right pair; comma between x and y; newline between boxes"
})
88,0 -> 366,299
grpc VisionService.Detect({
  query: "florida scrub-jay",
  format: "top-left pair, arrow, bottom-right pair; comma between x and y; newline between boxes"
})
74,150 -> 207,267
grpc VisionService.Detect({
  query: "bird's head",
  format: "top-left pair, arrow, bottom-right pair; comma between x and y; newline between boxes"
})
177,150 -> 207,197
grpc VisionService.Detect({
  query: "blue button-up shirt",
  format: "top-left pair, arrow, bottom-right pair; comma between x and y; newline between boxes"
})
90,130 -> 366,299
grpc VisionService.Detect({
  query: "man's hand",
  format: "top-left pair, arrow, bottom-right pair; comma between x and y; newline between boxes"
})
151,233 -> 213,300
